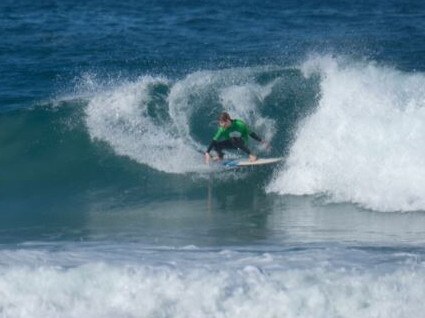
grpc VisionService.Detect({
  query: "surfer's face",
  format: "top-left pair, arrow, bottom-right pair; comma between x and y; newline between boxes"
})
219,119 -> 231,128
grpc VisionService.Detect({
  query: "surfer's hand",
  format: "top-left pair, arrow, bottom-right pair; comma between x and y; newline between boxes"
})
205,152 -> 211,164
249,154 -> 257,162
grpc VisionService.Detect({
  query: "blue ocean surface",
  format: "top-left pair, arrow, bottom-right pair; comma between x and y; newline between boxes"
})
1,0 -> 425,317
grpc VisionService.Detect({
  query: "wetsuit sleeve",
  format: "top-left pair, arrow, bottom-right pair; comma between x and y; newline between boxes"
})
206,128 -> 224,153
206,140 -> 216,153
249,132 -> 262,142
213,127 -> 224,141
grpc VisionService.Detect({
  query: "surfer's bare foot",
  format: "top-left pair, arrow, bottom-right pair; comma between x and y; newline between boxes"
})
249,154 -> 257,162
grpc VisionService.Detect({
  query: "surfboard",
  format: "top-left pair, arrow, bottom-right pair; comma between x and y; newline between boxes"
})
222,157 -> 283,168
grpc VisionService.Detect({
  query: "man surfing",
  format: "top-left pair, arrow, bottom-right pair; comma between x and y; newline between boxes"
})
205,112 -> 267,164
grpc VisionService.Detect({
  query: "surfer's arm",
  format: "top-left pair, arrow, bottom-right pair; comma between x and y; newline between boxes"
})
206,128 -> 224,154
249,132 -> 262,142
249,132 -> 270,150
205,140 -> 217,164
206,140 -> 217,153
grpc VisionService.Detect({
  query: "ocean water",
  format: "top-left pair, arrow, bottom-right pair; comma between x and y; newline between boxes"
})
1,0 -> 425,317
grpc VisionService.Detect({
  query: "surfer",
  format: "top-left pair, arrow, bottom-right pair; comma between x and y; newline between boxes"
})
205,112 -> 267,164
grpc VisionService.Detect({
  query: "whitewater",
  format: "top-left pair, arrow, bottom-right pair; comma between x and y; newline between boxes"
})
3,56 -> 425,318
83,56 -> 425,212
268,56 -> 425,212
1,241 -> 425,318
2,1 -> 425,317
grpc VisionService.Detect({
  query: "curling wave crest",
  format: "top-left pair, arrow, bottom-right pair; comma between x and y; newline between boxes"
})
85,68 -> 278,173
267,56 -> 425,212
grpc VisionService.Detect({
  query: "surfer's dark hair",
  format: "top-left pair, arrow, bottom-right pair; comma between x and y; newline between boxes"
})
219,112 -> 231,122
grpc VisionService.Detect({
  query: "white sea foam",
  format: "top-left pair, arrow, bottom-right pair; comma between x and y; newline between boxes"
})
267,55 -> 425,212
219,81 -> 277,143
0,246 -> 424,318
85,76 -> 202,173
85,68 -> 278,173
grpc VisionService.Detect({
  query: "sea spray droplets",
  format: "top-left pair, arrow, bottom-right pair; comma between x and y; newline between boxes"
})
1,262 -> 425,318
86,67 -> 280,174
219,81 -> 277,142
267,56 -> 425,212
168,67 -> 277,148
85,76 -> 202,173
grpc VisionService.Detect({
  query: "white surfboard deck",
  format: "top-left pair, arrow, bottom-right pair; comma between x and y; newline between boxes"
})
222,157 -> 283,168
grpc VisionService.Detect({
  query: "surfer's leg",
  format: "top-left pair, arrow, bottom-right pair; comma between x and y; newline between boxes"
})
212,138 -> 252,158
213,140 -> 236,159
230,137 -> 252,155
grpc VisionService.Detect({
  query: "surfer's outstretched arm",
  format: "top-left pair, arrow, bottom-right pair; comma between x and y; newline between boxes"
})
206,140 -> 216,154
205,140 -> 218,164
250,132 -> 270,150
249,132 -> 262,142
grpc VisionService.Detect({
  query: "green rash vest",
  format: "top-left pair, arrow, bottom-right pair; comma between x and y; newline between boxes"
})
213,119 -> 250,143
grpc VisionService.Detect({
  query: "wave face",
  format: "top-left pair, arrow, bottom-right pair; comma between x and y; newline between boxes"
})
2,63 -> 321,231
84,67 -> 297,173
267,56 -> 425,212
2,56 -> 425,212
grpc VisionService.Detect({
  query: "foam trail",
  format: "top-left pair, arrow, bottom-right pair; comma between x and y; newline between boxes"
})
267,56 -> 425,212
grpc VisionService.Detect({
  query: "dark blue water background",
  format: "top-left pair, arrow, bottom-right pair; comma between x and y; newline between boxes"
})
2,0 -> 424,111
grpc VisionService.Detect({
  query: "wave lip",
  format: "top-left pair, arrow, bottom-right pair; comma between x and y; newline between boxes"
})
267,56 -> 425,212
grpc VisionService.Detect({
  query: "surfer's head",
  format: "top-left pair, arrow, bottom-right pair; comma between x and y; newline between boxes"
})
219,112 -> 232,128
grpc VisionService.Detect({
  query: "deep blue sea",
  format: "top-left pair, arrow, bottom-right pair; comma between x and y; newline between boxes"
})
2,0 -> 425,317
